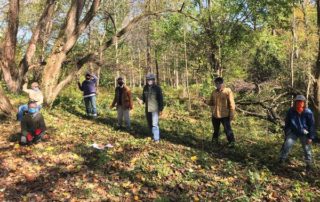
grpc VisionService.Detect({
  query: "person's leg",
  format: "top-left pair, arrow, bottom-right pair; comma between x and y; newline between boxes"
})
117,107 -> 124,127
17,104 -> 28,121
124,109 -> 131,128
146,111 -> 153,131
152,112 -> 160,141
91,96 -> 97,117
20,130 -> 28,144
221,117 -> 235,143
211,116 -> 221,142
83,98 -> 91,116
33,129 -> 45,143
279,131 -> 298,162
300,136 -> 313,167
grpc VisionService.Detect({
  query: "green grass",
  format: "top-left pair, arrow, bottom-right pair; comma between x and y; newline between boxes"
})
0,86 -> 319,201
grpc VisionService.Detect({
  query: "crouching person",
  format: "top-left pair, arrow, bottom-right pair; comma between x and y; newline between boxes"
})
20,101 -> 47,145
279,95 -> 315,172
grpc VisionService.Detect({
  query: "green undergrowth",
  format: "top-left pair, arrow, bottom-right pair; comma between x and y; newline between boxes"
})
0,86 -> 319,201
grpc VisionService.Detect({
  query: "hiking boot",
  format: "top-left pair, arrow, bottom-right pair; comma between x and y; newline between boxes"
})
227,142 -> 235,148
154,140 -> 160,144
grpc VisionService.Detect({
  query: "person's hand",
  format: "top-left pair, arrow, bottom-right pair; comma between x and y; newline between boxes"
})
230,112 -> 235,121
307,139 -> 312,145
136,98 -> 143,106
303,129 -> 309,135
200,97 -> 206,104
23,75 -> 28,83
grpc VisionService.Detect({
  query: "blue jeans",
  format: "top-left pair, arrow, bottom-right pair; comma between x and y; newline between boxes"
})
279,130 -> 313,165
17,104 -> 41,121
84,96 -> 97,116
212,116 -> 235,143
146,112 -> 160,141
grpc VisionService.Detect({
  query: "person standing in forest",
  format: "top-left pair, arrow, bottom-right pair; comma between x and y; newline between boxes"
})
140,73 -> 164,143
20,100 -> 46,145
110,77 -> 133,129
279,95 -> 315,172
17,80 -> 44,121
78,72 -> 98,118
206,77 -> 236,148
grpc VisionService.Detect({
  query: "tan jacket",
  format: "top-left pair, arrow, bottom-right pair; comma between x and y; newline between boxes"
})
208,87 -> 235,118
23,84 -> 44,105
111,86 -> 133,110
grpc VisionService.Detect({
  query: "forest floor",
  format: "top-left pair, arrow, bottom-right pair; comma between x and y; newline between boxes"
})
0,87 -> 320,201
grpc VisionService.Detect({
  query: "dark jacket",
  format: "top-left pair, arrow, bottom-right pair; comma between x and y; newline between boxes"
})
78,76 -> 97,96
284,107 -> 315,139
21,112 -> 46,133
142,84 -> 164,112
111,86 -> 133,110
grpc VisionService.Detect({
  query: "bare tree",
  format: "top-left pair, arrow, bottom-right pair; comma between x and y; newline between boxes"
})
0,0 -> 57,92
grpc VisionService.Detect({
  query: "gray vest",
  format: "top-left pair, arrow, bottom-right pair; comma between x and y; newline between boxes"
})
145,86 -> 159,112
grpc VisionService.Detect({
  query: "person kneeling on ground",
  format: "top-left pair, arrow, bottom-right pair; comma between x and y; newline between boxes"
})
110,77 -> 133,129
279,95 -> 315,172
20,101 -> 47,145
17,81 -> 43,121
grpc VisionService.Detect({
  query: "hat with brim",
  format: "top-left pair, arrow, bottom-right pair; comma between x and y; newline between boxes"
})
146,73 -> 156,80
295,95 -> 306,101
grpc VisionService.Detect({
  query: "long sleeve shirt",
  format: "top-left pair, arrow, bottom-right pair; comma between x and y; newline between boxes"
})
284,107 -> 315,139
207,87 -> 235,118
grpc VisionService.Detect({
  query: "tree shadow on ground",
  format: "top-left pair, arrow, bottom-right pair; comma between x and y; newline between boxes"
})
3,166 -> 79,201
60,102 -> 320,186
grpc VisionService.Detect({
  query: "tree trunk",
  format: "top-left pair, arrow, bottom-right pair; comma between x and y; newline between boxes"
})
155,49 -> 160,85
184,28 -> 191,111
42,0 -> 101,107
290,7 -> 296,105
0,0 -> 19,92
0,87 -> 16,118
146,25 -> 152,73
314,0 -> 320,129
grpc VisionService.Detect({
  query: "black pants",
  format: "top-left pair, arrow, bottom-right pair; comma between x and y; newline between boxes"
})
212,116 -> 235,143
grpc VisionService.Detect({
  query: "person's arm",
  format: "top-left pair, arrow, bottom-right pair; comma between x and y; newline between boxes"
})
92,75 -> 98,84
38,114 -> 47,132
228,90 -> 236,119
78,81 -> 83,91
157,86 -> 164,112
110,88 -> 117,108
21,117 -> 28,136
307,112 -> 316,140
284,109 -> 292,135
22,83 -> 31,94
206,92 -> 214,106
128,89 -> 133,110
142,86 -> 146,104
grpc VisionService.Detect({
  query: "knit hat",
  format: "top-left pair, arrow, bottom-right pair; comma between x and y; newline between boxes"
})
214,77 -> 224,84
85,72 -> 92,77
